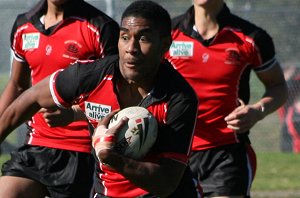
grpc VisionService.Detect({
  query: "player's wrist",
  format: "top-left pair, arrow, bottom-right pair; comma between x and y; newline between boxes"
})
255,101 -> 265,120
97,149 -> 117,166
92,125 -> 116,162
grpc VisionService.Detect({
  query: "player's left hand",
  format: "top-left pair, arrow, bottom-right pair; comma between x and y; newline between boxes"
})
41,107 -> 75,127
224,100 -> 264,133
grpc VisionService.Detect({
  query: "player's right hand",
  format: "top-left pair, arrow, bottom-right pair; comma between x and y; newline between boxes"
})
92,110 -> 128,162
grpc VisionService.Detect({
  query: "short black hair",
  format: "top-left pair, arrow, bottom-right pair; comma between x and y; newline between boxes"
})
121,0 -> 171,38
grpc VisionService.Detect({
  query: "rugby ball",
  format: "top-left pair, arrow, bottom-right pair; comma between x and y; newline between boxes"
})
108,106 -> 158,160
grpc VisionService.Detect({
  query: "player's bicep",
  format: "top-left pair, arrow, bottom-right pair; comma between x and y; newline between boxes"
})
9,59 -> 31,91
0,60 -> 31,114
256,62 -> 286,88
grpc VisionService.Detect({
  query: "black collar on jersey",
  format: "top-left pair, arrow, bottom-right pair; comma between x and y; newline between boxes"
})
174,3 -> 232,46
25,0 -> 87,35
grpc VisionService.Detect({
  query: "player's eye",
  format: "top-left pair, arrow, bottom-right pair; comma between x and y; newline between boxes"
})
139,35 -> 150,42
120,34 -> 129,41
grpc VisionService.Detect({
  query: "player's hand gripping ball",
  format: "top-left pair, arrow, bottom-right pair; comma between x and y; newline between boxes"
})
108,106 -> 158,160
92,107 -> 158,161
93,107 -> 158,161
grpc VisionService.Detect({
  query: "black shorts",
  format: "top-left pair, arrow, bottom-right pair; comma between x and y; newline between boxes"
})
189,142 -> 256,197
1,145 -> 95,198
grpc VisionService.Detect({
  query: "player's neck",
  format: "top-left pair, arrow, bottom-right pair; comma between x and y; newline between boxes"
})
116,78 -> 152,108
44,4 -> 64,29
194,3 -> 223,40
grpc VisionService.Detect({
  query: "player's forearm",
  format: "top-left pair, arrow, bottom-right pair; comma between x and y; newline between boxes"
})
0,78 -> 55,143
0,94 -> 41,144
0,82 -> 24,116
256,82 -> 288,119
99,150 -> 183,197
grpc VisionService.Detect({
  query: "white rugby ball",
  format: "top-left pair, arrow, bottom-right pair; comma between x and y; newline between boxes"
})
108,106 -> 158,160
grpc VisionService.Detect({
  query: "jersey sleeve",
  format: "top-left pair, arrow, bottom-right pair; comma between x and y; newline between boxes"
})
49,65 -> 80,108
49,60 -> 100,108
153,67 -> 198,164
251,29 -> 277,72
10,14 -> 27,62
154,96 -> 198,165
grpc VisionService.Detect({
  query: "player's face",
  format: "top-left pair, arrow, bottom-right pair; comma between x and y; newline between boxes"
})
118,16 -> 165,84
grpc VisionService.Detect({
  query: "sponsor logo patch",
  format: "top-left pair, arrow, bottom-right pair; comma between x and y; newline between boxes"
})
85,102 -> 111,121
169,41 -> 193,57
22,33 -> 40,50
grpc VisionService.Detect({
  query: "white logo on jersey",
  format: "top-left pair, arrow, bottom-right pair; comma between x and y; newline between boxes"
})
169,41 -> 193,57
202,53 -> 210,63
85,102 -> 111,121
22,33 -> 40,50
45,45 -> 52,56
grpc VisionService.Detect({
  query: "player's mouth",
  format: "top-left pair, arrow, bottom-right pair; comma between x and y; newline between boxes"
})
125,59 -> 141,68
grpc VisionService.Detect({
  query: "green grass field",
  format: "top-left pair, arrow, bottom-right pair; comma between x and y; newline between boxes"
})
253,152 -> 300,191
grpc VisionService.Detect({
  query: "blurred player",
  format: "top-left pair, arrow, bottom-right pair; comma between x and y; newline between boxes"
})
278,65 -> 300,153
0,0 -> 119,197
0,1 -> 201,197
165,0 -> 287,197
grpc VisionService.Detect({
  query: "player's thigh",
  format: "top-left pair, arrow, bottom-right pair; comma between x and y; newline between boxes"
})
190,143 -> 255,197
0,176 -> 47,198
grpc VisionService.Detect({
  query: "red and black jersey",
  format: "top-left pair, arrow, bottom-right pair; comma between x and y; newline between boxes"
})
49,55 -> 198,197
278,68 -> 300,152
10,0 -> 119,152
165,4 -> 277,150
284,105 -> 300,153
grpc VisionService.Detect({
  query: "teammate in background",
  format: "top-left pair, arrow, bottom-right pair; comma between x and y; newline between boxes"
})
165,0 -> 287,197
278,65 -> 300,153
0,0 -> 119,197
0,1 -> 201,198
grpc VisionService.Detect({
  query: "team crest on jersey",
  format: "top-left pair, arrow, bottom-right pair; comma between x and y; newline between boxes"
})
85,102 -> 112,121
22,33 -> 40,50
63,40 -> 82,60
169,41 -> 193,57
225,48 -> 242,65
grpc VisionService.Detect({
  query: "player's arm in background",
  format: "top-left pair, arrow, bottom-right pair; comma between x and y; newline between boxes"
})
225,60 -> 287,133
0,59 -> 31,116
0,14 -> 32,117
0,76 -> 55,143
